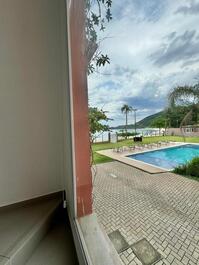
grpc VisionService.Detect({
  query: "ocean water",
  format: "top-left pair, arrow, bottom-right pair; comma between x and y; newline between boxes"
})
93,128 -> 160,142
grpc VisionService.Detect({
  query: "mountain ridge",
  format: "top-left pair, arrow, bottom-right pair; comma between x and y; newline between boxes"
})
111,111 -> 164,129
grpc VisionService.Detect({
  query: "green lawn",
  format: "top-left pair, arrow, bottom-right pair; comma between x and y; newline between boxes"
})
92,136 -> 199,164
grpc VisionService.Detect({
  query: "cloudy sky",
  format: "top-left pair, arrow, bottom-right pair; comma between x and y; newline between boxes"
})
88,0 -> 199,126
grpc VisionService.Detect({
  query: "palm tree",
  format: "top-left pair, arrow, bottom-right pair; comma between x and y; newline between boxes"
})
168,83 -> 199,137
121,104 -> 132,139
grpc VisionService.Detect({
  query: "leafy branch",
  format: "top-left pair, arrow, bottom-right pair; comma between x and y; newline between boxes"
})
85,0 -> 112,74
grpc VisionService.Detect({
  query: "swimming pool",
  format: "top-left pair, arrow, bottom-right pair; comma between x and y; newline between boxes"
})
127,144 -> 199,170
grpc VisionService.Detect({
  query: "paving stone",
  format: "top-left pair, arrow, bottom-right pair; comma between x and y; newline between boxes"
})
193,251 -> 199,260
93,162 -> 199,265
108,230 -> 129,254
131,238 -> 162,265
182,256 -> 189,265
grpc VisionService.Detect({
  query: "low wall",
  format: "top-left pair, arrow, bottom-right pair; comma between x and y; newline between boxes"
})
166,128 -> 199,137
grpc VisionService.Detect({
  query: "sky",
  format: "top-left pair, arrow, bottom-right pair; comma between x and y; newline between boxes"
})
88,0 -> 199,126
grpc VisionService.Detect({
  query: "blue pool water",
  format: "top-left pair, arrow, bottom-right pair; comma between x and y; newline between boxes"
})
127,144 -> 199,170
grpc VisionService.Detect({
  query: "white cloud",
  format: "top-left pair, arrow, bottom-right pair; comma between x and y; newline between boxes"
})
88,0 -> 199,126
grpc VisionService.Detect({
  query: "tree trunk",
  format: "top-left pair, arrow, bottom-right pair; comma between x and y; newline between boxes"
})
180,109 -> 193,142
125,112 -> 128,139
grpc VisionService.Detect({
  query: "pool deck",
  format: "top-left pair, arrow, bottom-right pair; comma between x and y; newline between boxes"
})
97,142 -> 188,174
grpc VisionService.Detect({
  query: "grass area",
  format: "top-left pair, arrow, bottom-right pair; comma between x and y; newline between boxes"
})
92,136 -> 199,164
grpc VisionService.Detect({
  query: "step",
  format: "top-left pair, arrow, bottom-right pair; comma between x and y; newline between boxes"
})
25,209 -> 78,265
0,194 -> 62,265
0,257 -> 9,265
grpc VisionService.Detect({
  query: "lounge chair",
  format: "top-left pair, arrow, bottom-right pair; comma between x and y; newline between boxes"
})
122,146 -> 129,152
113,147 -> 123,153
135,144 -> 144,150
144,144 -> 153,149
159,141 -> 165,145
128,145 -> 136,151
151,142 -> 161,148
166,140 -> 176,145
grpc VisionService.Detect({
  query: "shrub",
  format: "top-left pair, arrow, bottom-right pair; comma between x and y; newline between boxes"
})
173,164 -> 187,175
186,157 -> 199,178
173,157 -> 199,178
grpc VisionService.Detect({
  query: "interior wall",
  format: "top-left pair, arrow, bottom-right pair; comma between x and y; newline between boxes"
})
0,0 -> 69,206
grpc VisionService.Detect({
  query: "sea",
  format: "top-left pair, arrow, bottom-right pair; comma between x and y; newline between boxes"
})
93,128 -> 161,143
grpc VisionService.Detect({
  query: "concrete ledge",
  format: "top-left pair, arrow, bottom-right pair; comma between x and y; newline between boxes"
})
0,257 -> 10,265
0,191 -> 63,213
9,204 -> 57,265
78,213 -> 122,265
0,196 -> 62,265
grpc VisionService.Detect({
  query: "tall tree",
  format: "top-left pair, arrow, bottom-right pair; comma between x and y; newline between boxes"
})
121,104 -> 133,139
150,117 -> 165,136
168,84 -> 199,128
165,106 -> 194,128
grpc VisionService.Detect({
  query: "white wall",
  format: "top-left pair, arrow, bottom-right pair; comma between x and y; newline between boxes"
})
0,0 -> 69,206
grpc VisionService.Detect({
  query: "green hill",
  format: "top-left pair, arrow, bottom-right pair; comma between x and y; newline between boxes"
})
136,111 -> 164,128
112,111 -> 164,129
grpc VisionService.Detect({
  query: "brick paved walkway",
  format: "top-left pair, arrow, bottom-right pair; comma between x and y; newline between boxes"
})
93,162 -> 199,265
